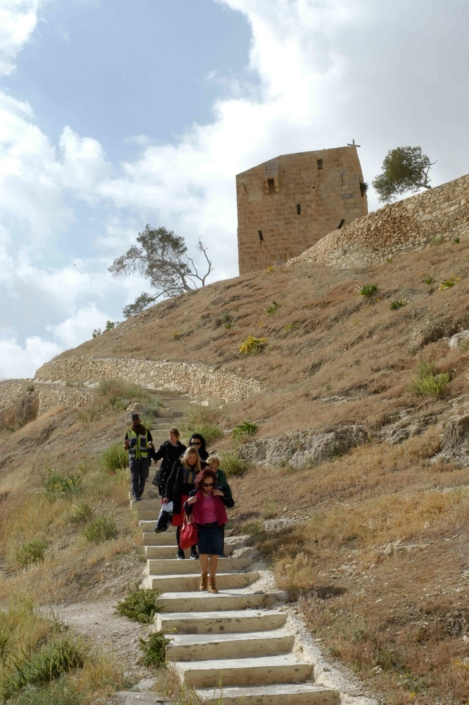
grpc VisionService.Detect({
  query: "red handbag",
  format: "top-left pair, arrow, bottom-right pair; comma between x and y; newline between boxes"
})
179,517 -> 198,549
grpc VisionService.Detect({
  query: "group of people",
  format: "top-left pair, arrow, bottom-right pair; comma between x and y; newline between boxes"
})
124,412 -> 234,594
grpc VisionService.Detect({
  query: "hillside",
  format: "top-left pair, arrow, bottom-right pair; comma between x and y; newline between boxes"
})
1,179 -> 469,704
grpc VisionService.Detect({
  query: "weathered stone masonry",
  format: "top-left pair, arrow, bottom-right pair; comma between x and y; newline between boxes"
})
288,172 -> 469,269
237,146 -> 368,274
35,356 -> 262,408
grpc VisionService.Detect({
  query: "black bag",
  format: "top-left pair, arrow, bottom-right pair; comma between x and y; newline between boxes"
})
154,503 -> 173,533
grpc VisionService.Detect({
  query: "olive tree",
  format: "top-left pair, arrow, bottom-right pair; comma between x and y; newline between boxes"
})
372,147 -> 435,203
109,225 -> 213,318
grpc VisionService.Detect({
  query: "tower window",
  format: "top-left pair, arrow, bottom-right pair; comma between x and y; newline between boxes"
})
258,230 -> 264,242
337,219 -> 345,229
317,159 -> 323,170
297,204 -> 301,215
267,178 -> 276,195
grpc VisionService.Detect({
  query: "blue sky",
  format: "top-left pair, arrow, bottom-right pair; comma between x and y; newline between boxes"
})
1,0 -> 469,378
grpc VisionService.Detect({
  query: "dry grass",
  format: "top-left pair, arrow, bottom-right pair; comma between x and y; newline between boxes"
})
153,665 -> 203,704
54,237 -> 469,443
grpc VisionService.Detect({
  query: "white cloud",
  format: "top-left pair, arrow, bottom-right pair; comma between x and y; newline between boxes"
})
47,302 -> 113,348
0,0 -> 41,76
0,334 -> 60,379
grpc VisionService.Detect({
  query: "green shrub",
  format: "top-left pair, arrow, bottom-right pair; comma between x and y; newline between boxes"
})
15,540 -> 48,567
65,503 -> 93,525
264,301 -> 279,314
221,311 -> 232,329
219,453 -> 250,478
232,421 -> 258,439
193,424 -> 223,445
431,235 -> 444,246
98,379 -> 152,408
357,283 -> 377,297
0,637 -> 85,702
11,677 -> 83,705
284,321 -> 301,331
42,469 -> 83,501
423,276 -> 433,285
140,402 -> 161,429
82,516 -> 117,544
138,631 -> 171,667
409,361 -> 450,397
101,444 -> 128,473
453,237 -> 460,244
181,406 -> 224,445
390,299 -> 408,310
438,276 -> 459,291
238,335 -> 267,354
115,585 -> 161,624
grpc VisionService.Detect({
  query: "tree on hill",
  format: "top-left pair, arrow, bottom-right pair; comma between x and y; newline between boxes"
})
109,225 -> 213,318
372,146 -> 435,202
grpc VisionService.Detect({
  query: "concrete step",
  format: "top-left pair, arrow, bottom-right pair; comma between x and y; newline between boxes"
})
131,499 -> 160,512
143,571 -> 259,592
145,543 -> 234,560
134,510 -> 160,521
145,556 -> 252,575
139,521 -> 175,532
142,532 -> 177,546
196,684 -> 340,705
156,609 -> 287,635
155,591 -> 275,613
175,654 -> 313,688
166,629 -> 294,662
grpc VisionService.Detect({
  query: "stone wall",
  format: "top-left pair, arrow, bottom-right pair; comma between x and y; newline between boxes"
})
237,146 -> 367,274
35,356 -> 262,404
0,380 -> 36,428
287,173 -> 469,269
36,384 -> 95,416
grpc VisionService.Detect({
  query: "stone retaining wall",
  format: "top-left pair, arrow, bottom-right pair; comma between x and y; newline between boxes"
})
35,356 -> 262,403
36,384 -> 95,416
286,173 -> 469,269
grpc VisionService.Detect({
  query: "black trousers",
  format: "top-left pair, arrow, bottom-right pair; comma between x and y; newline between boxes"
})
129,458 -> 150,499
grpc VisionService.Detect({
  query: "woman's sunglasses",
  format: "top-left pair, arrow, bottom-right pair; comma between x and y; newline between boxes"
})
202,482 -> 214,487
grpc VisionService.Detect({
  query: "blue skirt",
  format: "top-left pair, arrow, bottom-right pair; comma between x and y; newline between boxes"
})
197,521 -> 224,555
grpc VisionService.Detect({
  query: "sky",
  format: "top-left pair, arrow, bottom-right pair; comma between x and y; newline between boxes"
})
1,0 -> 469,379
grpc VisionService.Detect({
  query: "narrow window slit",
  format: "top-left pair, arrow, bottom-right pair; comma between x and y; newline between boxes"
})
267,178 -> 275,195
297,204 -> 301,215
258,230 -> 264,242
317,159 -> 323,170
337,219 -> 345,229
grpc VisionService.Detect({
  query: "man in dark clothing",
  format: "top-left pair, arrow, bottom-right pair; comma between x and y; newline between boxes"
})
151,427 -> 186,497
124,413 -> 153,501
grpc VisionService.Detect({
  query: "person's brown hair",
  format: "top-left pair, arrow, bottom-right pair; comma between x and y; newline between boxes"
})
195,467 -> 217,491
181,446 -> 201,473
169,427 -> 180,437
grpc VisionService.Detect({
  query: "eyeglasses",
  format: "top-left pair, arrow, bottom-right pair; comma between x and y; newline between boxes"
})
202,482 -> 214,487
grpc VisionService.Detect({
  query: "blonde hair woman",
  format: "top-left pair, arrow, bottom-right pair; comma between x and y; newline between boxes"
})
163,446 -> 201,559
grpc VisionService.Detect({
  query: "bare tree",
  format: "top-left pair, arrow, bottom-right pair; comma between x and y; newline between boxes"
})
109,225 -> 213,318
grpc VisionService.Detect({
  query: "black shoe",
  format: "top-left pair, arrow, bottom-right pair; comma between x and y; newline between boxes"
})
133,496 -> 142,502
177,549 -> 185,560
190,548 -> 199,560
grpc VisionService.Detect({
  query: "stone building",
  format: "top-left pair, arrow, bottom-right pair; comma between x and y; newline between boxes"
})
236,145 -> 368,274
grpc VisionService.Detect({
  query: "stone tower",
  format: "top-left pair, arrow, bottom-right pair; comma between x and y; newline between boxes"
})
236,145 -> 368,274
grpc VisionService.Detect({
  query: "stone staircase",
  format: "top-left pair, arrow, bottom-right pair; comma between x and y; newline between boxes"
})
130,393 -> 341,704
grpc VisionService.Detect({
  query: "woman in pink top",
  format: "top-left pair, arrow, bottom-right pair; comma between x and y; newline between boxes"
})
185,468 -> 229,594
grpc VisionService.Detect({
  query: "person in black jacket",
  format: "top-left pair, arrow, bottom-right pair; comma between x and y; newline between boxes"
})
189,433 -> 209,466
163,446 -> 200,559
151,427 -> 186,497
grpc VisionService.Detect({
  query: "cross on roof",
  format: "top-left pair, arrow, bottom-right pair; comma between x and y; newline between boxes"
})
347,139 -> 361,148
